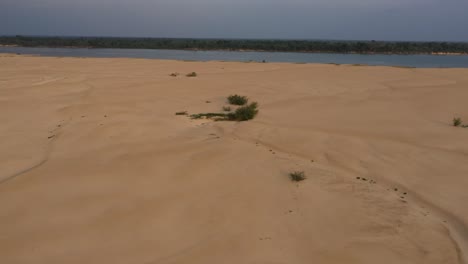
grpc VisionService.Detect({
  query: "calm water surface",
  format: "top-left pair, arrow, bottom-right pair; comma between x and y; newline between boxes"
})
2,46 -> 468,68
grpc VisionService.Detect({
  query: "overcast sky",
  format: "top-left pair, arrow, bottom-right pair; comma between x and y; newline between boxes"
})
1,0 -> 468,41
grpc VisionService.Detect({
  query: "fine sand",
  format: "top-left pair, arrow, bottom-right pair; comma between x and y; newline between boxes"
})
0,54 -> 467,264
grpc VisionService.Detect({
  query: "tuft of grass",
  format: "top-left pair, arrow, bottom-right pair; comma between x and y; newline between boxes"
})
186,72 -> 197,77
227,94 -> 248,105
453,117 -> 462,127
289,171 -> 306,182
188,95 -> 259,122
189,103 -> 258,121
227,102 -> 258,121
190,113 -> 227,119
175,111 -> 188,115
170,72 -> 179,77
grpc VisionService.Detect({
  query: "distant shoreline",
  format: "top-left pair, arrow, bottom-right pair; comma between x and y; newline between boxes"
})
1,44 -> 467,56
2,36 -> 468,56
184,48 -> 467,56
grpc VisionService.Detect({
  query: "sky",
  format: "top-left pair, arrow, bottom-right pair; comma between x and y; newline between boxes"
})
1,0 -> 468,41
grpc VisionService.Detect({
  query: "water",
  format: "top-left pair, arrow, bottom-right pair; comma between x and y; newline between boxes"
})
2,46 -> 468,68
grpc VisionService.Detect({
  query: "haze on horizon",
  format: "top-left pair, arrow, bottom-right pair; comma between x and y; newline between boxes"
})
1,0 -> 468,42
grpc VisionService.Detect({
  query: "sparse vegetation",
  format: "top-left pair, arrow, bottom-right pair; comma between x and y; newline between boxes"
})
227,102 -> 258,121
170,72 -> 179,77
187,95 -> 259,122
186,72 -> 197,77
190,113 -> 227,119
190,103 -> 259,121
289,171 -> 306,182
453,117 -> 462,127
175,111 -> 188,115
227,94 -> 248,105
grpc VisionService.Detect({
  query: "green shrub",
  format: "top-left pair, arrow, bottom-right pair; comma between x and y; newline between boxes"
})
222,106 -> 231,112
289,171 -> 306,182
453,117 -> 462,127
228,102 -> 258,121
186,72 -> 197,77
227,94 -> 248,105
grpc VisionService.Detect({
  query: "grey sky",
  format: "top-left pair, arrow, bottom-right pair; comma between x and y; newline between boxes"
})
1,0 -> 468,41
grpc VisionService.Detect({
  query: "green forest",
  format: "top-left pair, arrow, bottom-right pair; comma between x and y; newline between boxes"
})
1,36 -> 468,54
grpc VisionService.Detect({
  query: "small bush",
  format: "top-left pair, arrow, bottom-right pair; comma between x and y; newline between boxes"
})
453,117 -> 462,127
289,171 -> 306,182
170,72 -> 179,77
222,106 -> 231,112
228,102 -> 258,121
175,111 -> 187,115
227,94 -> 248,105
186,72 -> 197,77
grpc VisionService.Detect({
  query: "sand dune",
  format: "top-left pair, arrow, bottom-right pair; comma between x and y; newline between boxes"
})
0,54 -> 467,264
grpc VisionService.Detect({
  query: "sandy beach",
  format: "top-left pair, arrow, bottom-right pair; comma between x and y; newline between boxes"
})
0,54 -> 467,264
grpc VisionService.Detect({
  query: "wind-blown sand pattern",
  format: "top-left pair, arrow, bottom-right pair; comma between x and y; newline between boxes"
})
0,54 -> 467,264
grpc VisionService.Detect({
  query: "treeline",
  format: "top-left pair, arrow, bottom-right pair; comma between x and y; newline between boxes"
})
1,36 -> 468,54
